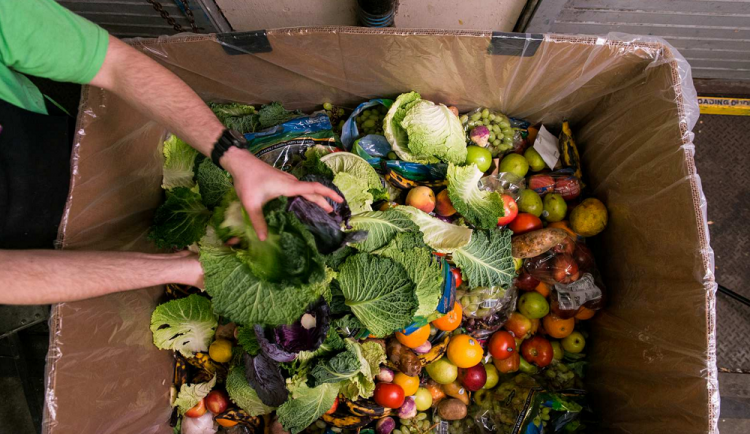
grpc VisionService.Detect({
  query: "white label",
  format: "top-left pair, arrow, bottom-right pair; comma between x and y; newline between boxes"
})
554,273 -> 602,311
533,125 -> 560,170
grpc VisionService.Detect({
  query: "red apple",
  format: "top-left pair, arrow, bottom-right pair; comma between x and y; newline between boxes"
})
552,237 -> 575,255
554,177 -> 581,201
458,363 -> 487,392
572,242 -> 595,272
552,254 -> 579,284
515,272 -> 540,291
205,390 -> 229,414
528,175 -> 555,196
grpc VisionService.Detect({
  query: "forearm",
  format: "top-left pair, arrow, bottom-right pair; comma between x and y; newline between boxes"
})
0,250 -> 202,305
89,36 -> 224,156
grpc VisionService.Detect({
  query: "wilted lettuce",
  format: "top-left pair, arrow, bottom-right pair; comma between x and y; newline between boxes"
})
150,294 -> 217,357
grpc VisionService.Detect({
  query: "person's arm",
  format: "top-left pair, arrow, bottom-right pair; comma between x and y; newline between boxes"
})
0,250 -> 203,305
88,36 -> 341,240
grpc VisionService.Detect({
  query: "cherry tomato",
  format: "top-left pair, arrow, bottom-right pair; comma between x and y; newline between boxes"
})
497,194 -> 519,226
374,383 -> 405,409
205,390 -> 229,414
450,267 -> 463,288
488,331 -> 516,361
185,398 -> 207,418
493,351 -> 520,374
326,397 -> 339,415
508,213 -> 543,234
520,336 -> 554,368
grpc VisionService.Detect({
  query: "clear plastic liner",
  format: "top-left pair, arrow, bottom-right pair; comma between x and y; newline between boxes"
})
45,28 -> 715,434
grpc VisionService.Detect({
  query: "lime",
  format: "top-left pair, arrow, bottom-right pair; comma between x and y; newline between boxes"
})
498,153 -> 529,178
524,147 -> 546,172
543,193 -> 567,222
518,189 -> 543,217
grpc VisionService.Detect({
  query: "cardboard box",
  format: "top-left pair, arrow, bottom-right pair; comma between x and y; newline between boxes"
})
44,28 -> 717,433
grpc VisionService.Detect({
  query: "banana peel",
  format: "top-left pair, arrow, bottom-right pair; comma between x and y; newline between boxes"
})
418,334 -> 450,366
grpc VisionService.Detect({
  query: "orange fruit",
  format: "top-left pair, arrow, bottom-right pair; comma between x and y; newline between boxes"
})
432,302 -> 463,331
534,282 -> 550,298
396,324 -> 431,349
446,334 -> 484,368
575,306 -> 596,320
547,221 -> 577,239
393,372 -> 420,396
542,313 -> 575,339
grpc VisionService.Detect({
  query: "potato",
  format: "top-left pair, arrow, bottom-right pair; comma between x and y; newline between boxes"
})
437,399 -> 468,420
511,228 -> 568,258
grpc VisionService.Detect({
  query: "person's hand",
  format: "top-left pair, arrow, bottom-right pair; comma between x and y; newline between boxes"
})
220,147 -> 343,240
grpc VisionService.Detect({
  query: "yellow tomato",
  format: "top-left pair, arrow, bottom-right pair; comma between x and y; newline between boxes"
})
393,372 -> 420,396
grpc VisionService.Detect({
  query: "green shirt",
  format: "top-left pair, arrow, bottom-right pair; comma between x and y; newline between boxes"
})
0,0 -> 109,114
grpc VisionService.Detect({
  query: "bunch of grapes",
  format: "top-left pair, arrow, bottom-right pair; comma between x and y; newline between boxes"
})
322,102 -> 347,133
539,362 -> 578,391
395,412 -> 434,434
460,108 -> 515,155
356,105 -> 388,136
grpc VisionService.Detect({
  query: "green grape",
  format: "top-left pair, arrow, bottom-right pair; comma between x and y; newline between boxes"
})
337,108 -> 345,116
460,114 -> 469,123
362,109 -> 372,117
470,112 -> 482,121
499,120 -> 510,129
493,139 -> 501,147
533,417 -> 542,426
323,102 -> 333,111
394,431 -> 402,434
363,119 -> 376,128
503,137 -> 513,145
496,132 -> 504,140
489,113 -> 496,121
481,108 -> 490,118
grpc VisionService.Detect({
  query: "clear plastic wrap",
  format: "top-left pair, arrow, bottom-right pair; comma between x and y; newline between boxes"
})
46,29 -> 714,434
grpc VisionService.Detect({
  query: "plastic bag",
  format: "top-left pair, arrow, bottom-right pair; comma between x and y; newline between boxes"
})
462,286 -> 518,341
469,374 -> 586,434
527,169 -> 582,201
244,112 -> 340,170
461,107 -> 531,157
479,172 -> 526,202
340,98 -> 393,150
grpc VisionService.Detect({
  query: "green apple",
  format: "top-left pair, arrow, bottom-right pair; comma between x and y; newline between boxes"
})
524,147 -> 547,172
498,153 -> 529,178
518,292 -> 549,319
562,331 -> 586,353
425,357 -> 459,385
483,363 -> 499,389
543,193 -> 567,222
518,189 -> 543,217
466,146 -> 493,172
413,387 -> 433,411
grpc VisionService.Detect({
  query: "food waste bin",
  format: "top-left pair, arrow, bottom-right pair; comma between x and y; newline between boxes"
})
42,28 -> 717,434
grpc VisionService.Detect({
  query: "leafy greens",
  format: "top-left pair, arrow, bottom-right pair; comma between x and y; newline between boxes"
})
452,228 -> 515,288
150,294 -> 217,357
447,163 -> 506,229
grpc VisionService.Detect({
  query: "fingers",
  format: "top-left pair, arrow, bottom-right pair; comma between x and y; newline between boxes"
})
292,182 -> 344,203
302,194 -> 334,213
246,205 -> 269,241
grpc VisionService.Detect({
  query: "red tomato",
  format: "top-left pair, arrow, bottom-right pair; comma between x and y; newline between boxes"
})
450,267 -> 463,288
326,397 -> 339,415
373,383 -> 405,409
521,336 -> 554,368
497,194 -> 519,226
493,351 -> 520,374
488,331 -> 516,360
433,252 -> 446,257
185,399 -> 207,418
508,213 -> 543,234
205,390 -> 229,414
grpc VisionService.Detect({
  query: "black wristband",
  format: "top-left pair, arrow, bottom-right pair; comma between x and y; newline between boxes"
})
211,129 -> 247,169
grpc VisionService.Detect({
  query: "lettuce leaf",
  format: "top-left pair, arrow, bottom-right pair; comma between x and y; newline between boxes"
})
339,340 -> 386,400
149,186 -> 211,249
452,228 -> 515,288
379,234 -> 443,317
162,135 -> 199,190
150,294 -> 217,357
447,163 -> 506,229
395,206 -> 472,253
401,100 -> 467,164
196,159 -> 232,209
321,152 -> 387,214
173,375 -> 216,415
225,365 -> 275,416
338,253 -> 417,337
347,209 -> 420,252
277,382 -> 340,434
310,338 -> 364,385
384,92 -> 436,164
200,246 -> 332,327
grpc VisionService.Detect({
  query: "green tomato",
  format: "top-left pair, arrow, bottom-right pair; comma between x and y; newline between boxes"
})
498,153 -> 529,178
465,146 -> 493,173
518,189 -> 543,217
551,341 -> 564,361
483,363 -> 499,389
562,331 -> 586,353
517,292 -> 549,319
413,387 -> 433,411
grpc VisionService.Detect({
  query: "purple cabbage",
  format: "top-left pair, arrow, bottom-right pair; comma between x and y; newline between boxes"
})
254,299 -> 332,363
243,351 -> 288,407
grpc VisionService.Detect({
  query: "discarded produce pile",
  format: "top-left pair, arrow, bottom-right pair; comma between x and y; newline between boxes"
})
149,93 -> 609,434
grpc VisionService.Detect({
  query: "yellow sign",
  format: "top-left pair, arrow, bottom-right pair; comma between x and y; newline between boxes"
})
698,97 -> 750,116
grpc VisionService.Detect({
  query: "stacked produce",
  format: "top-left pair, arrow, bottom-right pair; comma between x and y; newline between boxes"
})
148,94 -> 608,434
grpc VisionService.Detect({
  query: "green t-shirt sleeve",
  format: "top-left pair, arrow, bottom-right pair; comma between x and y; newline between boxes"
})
0,0 -> 109,84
